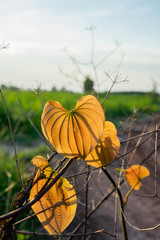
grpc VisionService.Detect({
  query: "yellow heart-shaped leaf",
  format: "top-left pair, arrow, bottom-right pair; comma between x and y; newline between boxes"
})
41,95 -> 105,159
124,164 -> 150,190
30,156 -> 77,235
85,121 -> 120,167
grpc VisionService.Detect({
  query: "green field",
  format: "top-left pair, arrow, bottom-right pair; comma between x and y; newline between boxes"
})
0,88 -> 81,143
0,87 -> 159,144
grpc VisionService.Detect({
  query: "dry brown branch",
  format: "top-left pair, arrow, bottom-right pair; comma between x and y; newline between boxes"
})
14,228 -> 117,238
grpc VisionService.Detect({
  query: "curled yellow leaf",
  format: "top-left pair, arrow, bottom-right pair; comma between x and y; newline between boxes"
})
124,164 -> 150,190
32,155 -> 50,169
85,121 -> 120,167
30,156 -> 77,235
41,95 -> 105,159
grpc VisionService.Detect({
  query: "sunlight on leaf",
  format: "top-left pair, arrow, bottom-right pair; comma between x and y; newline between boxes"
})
41,95 -> 105,159
124,164 -> 150,190
85,121 -> 120,167
30,156 -> 77,235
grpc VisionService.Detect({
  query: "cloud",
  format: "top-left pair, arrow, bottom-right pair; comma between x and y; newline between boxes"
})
122,44 -> 160,66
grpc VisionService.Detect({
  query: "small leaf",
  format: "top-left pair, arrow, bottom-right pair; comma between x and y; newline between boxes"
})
31,155 -> 52,177
85,121 -> 120,167
115,168 -> 123,172
32,155 -> 50,169
41,95 -> 105,159
124,164 -> 150,190
30,156 -> 77,235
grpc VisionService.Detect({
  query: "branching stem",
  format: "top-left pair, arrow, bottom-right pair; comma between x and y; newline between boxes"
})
0,157 -> 74,222
102,168 -> 128,240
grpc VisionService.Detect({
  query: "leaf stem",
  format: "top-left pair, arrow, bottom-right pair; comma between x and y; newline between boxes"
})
102,168 -> 128,240
0,89 -> 23,187
17,99 -> 53,151
82,166 -> 90,240
0,157 -> 74,222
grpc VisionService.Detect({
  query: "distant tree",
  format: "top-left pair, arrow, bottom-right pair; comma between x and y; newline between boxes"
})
51,86 -> 57,92
1,84 -> 7,89
150,77 -> 159,103
61,86 -> 67,92
10,86 -> 20,91
0,84 -> 19,90
84,76 -> 94,93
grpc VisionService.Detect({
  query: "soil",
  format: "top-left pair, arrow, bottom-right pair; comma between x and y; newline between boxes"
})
2,117 -> 160,240
62,116 -> 160,240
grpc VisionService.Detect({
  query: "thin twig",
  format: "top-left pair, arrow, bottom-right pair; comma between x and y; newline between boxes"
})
121,128 -> 160,143
122,209 -> 160,231
0,89 -> 23,187
101,73 -> 119,105
102,168 -> 128,240
5,171 -> 12,212
0,157 -> 74,221
67,179 -> 124,240
82,166 -> 90,240
87,26 -> 100,97
0,41 -> 9,50
95,41 -> 119,68
66,133 -> 160,179
17,99 -> 53,151
114,179 -> 118,239
13,174 -> 92,227
14,228 -> 117,238
64,48 -> 86,78
129,124 -> 147,165
154,123 -> 158,195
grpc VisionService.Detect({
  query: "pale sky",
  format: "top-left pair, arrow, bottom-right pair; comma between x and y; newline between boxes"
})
0,0 -> 160,92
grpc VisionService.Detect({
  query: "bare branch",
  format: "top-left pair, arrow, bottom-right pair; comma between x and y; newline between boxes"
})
0,41 -> 9,50
14,228 -> 117,238
0,90 -> 23,187
17,99 -> 53,151
82,166 -> 90,240
95,41 -> 120,68
101,72 -> 128,105
0,157 -> 74,222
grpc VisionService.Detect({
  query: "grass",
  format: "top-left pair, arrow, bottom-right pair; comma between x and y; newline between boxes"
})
0,88 -> 82,143
0,88 -> 159,144
0,142 -> 53,239
0,143 -> 52,214
103,92 -> 160,120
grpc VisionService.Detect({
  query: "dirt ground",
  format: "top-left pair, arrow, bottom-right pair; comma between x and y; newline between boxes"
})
2,117 -> 160,240
61,117 -> 160,240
